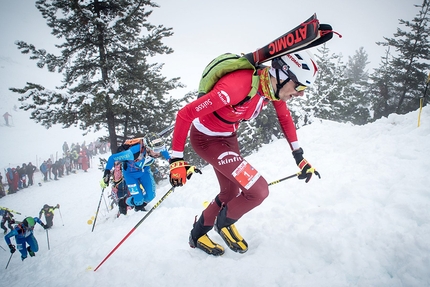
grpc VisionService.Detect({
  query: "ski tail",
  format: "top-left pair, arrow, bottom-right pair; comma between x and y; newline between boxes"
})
156,124 -> 174,138
245,14 -> 340,65
0,206 -> 21,215
299,23 -> 338,51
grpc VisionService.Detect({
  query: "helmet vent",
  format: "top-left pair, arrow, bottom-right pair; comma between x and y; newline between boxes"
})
302,64 -> 310,71
295,54 -> 303,60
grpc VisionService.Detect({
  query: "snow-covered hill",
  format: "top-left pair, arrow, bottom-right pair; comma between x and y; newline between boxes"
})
0,106 -> 429,287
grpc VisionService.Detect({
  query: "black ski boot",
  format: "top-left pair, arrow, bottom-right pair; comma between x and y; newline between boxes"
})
134,202 -> 147,212
27,246 -> 35,257
214,205 -> 248,253
189,214 -> 224,256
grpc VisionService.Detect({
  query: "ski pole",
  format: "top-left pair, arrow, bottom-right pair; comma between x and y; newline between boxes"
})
418,72 -> 430,127
5,252 -> 13,269
268,173 -> 298,186
58,208 -> 64,226
46,229 -> 50,250
92,188 -> 105,232
93,186 -> 175,272
103,192 -> 110,213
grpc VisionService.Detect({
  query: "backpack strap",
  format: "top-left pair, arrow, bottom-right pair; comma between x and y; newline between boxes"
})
231,70 -> 260,108
197,53 -> 264,125
16,224 -> 24,234
212,111 -> 240,125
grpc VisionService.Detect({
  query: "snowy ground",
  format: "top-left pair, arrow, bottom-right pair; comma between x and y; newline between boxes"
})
0,106 -> 429,287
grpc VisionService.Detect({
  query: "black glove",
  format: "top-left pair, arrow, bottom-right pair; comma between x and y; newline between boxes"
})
41,223 -> 49,230
103,169 -> 111,182
169,158 -> 202,187
9,244 -> 16,254
101,169 -> 111,188
292,148 -> 321,183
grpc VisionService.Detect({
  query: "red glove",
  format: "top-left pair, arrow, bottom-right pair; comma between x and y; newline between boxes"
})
169,158 -> 202,187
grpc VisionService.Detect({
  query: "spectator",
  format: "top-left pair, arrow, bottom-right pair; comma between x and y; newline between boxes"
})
75,142 -> 81,154
40,161 -> 48,182
19,163 -> 28,188
46,159 -> 53,180
70,149 -> 79,170
82,145 -> 91,168
0,172 -> 5,197
6,168 -> 16,193
62,141 -> 69,155
16,166 -> 23,189
58,158 -> 65,177
80,151 -> 89,172
88,142 -> 95,159
64,154 -> 72,175
52,160 -> 59,180
12,168 -> 19,192
26,162 -> 37,186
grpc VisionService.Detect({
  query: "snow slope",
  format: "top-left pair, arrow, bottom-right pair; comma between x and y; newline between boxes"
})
0,107 -> 429,287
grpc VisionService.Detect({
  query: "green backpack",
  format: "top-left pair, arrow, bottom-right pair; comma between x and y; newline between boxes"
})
197,53 -> 263,106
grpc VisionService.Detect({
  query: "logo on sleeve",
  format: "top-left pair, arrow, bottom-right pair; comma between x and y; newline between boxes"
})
217,90 -> 230,105
195,99 -> 212,112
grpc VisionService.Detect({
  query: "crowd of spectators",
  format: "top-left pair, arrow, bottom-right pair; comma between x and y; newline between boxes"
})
0,140 -> 110,197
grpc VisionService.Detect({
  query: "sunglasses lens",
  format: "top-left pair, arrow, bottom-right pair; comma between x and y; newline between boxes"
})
295,84 -> 307,92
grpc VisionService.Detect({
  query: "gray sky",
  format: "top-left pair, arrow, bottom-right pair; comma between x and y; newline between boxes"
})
0,0 -> 419,105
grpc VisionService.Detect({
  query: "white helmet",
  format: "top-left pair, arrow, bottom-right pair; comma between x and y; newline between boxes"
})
269,50 -> 319,87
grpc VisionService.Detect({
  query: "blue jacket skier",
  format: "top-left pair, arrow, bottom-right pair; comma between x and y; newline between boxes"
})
5,217 -> 48,261
100,137 -> 170,212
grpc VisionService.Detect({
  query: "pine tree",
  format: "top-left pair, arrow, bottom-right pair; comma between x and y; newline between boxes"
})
370,0 -> 430,119
289,45 -> 372,125
10,0 -> 187,152
342,47 -> 372,125
289,44 -> 345,125
345,47 -> 369,85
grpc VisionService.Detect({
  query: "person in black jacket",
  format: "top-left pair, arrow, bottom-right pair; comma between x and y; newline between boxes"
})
1,209 -> 15,234
38,204 -> 60,228
0,172 -> 5,197
26,162 -> 37,186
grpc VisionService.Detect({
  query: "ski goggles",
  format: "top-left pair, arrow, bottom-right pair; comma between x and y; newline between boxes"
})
292,80 -> 307,92
146,134 -> 166,153
272,57 -> 308,92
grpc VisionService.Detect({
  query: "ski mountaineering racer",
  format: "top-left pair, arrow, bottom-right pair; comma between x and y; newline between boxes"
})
168,50 -> 321,256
